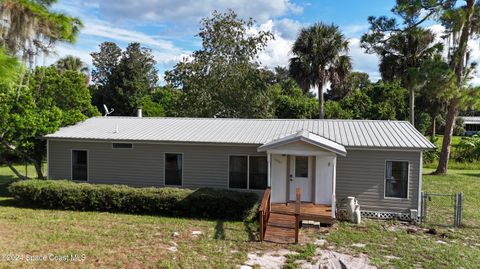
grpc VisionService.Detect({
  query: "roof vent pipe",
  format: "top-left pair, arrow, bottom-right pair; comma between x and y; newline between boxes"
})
137,108 -> 142,118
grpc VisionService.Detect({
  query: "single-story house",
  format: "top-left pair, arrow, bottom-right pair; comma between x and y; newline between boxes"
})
45,116 -> 435,221
462,116 -> 480,136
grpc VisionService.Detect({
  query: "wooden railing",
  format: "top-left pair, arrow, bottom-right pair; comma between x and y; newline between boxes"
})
294,187 -> 301,243
259,187 -> 271,241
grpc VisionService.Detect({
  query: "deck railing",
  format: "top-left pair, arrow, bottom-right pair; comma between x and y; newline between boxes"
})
259,187 -> 271,241
294,187 -> 301,243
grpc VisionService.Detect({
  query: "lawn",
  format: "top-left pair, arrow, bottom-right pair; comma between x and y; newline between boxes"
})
0,165 -> 270,269
318,169 -> 480,269
0,164 -> 479,268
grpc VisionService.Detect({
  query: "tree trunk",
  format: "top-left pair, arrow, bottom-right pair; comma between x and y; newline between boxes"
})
0,156 -> 29,180
435,99 -> 458,175
409,87 -> 415,125
318,85 -> 324,119
0,137 -> 43,178
436,0 -> 474,175
430,116 -> 436,142
34,161 -> 44,179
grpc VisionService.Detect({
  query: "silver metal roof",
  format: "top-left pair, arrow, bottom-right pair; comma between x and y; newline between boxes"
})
462,116 -> 480,124
258,130 -> 347,156
45,117 -> 435,150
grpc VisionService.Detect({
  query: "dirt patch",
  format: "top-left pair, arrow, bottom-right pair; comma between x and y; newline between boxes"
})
242,247 -> 377,269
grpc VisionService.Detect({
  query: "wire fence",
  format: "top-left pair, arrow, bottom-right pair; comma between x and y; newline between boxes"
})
421,192 -> 463,227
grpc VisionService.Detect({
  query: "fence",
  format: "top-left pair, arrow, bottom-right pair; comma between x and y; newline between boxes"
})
421,192 -> 463,227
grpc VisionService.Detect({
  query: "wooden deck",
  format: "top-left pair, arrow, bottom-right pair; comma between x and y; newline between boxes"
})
259,188 -> 335,244
263,203 -> 335,244
271,203 -> 334,223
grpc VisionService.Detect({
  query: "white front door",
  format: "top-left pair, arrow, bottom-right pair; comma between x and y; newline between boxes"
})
289,156 -> 312,202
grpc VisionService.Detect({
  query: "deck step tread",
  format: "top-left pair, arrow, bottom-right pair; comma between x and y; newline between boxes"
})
267,213 -> 297,229
263,226 -> 296,244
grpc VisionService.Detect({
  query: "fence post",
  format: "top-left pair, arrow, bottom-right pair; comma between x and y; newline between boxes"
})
458,192 -> 463,227
454,193 -> 458,227
421,192 -> 427,223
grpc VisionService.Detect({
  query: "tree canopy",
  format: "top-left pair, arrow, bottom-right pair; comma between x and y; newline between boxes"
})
165,10 -> 274,118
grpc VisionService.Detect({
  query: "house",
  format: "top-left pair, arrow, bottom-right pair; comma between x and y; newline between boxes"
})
462,116 -> 480,136
45,116 -> 435,224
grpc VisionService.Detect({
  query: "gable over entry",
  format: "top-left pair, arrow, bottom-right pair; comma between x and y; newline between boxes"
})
258,130 -> 347,218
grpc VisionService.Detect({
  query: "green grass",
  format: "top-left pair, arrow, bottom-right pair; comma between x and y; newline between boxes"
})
432,135 -> 463,148
283,243 -> 317,269
322,169 -> 480,269
1,164 -> 479,268
0,164 -> 269,269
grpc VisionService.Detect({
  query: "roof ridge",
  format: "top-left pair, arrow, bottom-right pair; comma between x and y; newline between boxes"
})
94,116 -> 410,123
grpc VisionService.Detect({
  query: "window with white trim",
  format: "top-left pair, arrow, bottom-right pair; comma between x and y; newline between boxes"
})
229,155 -> 267,190
385,161 -> 409,198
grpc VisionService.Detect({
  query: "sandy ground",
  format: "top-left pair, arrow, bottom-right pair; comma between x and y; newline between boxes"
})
241,248 -> 376,269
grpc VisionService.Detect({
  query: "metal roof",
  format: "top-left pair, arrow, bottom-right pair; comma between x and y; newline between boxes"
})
258,130 -> 347,156
462,116 -> 480,125
45,117 -> 435,150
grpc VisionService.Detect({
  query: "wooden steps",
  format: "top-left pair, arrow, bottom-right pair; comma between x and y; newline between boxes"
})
263,213 -> 297,243
259,188 -> 335,244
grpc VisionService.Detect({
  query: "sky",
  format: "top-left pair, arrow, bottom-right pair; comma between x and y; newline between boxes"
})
47,0 -> 480,85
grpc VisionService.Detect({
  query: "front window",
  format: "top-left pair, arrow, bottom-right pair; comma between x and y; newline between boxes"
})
229,155 -> 268,190
165,153 -> 182,186
385,161 -> 409,198
249,156 -> 268,190
72,150 -> 87,181
229,156 -> 248,189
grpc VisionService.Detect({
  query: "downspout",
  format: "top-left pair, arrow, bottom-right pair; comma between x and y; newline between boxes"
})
332,156 -> 337,218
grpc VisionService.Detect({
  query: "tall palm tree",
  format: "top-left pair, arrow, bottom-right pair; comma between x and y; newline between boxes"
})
289,23 -> 351,119
362,27 -> 442,125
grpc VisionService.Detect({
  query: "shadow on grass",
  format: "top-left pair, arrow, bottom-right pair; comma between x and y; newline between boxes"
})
459,173 -> 480,178
214,220 -> 225,240
0,198 -> 19,207
243,221 -> 258,242
0,178 -> 15,198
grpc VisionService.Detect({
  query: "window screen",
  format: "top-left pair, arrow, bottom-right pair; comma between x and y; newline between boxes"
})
72,150 -> 87,181
385,161 -> 409,198
229,156 -> 248,189
165,153 -> 182,186
249,156 -> 268,190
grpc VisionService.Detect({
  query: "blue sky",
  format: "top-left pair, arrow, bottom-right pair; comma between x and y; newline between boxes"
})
49,0 -> 479,84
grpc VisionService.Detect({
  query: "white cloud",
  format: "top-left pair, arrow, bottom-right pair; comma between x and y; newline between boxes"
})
96,0 -> 303,24
272,18 -> 303,39
348,38 -> 381,81
250,20 -> 294,68
341,24 -> 369,37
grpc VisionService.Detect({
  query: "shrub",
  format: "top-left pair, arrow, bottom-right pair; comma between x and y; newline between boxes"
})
8,180 -> 258,220
454,135 -> 480,162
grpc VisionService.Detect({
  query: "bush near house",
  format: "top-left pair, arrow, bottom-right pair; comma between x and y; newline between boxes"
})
8,180 -> 258,220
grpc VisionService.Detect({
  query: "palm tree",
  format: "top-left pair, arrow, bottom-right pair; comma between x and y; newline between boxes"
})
362,27 -> 442,125
56,55 -> 88,73
56,55 -> 90,83
289,23 -> 351,119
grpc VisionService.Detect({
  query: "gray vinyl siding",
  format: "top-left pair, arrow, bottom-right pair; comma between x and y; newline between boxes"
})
336,150 -> 420,213
48,140 -> 263,188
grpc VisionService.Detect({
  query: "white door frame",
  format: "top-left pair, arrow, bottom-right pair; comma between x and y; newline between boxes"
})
289,155 -> 313,202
